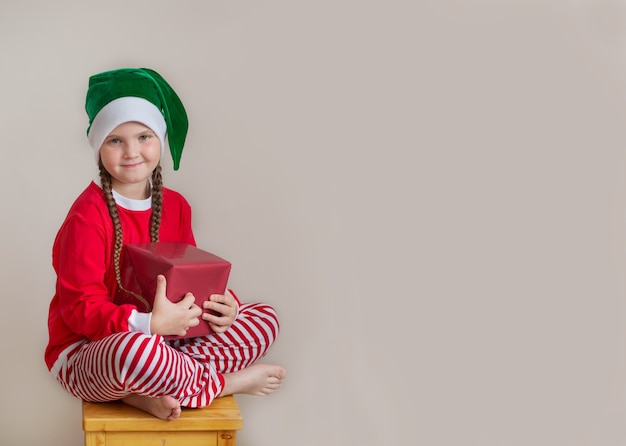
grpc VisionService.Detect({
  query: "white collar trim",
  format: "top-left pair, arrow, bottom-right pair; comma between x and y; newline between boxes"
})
93,177 -> 152,211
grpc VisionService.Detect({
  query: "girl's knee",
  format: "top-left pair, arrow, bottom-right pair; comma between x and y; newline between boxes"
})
239,303 -> 280,329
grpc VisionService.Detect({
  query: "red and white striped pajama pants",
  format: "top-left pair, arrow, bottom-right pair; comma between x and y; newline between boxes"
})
54,302 -> 279,408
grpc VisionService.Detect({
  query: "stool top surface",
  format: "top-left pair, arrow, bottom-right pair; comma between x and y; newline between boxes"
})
82,395 -> 243,432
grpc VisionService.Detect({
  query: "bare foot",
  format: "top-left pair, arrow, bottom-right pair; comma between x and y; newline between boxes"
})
122,394 -> 182,420
221,364 -> 287,397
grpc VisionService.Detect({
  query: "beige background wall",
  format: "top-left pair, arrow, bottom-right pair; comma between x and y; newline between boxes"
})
3,1 -> 626,445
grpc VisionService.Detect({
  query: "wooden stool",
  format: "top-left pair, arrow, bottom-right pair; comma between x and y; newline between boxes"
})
82,395 -> 243,446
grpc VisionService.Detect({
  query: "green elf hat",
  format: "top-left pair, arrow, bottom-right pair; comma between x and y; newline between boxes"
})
85,68 -> 188,170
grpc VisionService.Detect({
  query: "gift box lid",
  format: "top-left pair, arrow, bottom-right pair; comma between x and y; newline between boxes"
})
126,242 -> 230,269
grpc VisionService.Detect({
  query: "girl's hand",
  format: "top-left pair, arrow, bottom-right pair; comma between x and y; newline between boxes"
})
150,275 -> 202,336
202,290 -> 237,333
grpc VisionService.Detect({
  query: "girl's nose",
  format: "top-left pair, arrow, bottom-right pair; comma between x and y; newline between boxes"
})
122,141 -> 139,158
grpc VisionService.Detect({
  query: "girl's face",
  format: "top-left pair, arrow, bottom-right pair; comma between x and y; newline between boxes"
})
99,121 -> 162,199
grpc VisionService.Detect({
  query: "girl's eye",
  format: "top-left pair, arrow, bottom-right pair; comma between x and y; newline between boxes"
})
139,135 -> 149,141
107,138 -> 121,145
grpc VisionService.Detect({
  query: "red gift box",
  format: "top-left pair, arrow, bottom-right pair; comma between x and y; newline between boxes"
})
115,242 -> 232,340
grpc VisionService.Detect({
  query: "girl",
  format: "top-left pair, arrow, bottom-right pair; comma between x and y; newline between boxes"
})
44,68 -> 286,420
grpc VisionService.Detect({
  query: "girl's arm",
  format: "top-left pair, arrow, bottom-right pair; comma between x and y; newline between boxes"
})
55,211 -> 136,341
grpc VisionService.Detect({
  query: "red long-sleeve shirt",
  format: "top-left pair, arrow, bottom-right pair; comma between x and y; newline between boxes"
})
44,181 -> 196,370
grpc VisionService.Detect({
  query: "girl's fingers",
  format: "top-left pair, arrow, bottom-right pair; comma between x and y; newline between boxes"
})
154,275 -> 167,301
179,293 -> 196,309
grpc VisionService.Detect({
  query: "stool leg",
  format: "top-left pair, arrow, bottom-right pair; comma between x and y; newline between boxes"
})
84,431 -> 105,446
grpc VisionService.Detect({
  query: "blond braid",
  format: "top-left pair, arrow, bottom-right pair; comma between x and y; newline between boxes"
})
99,160 -> 151,310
